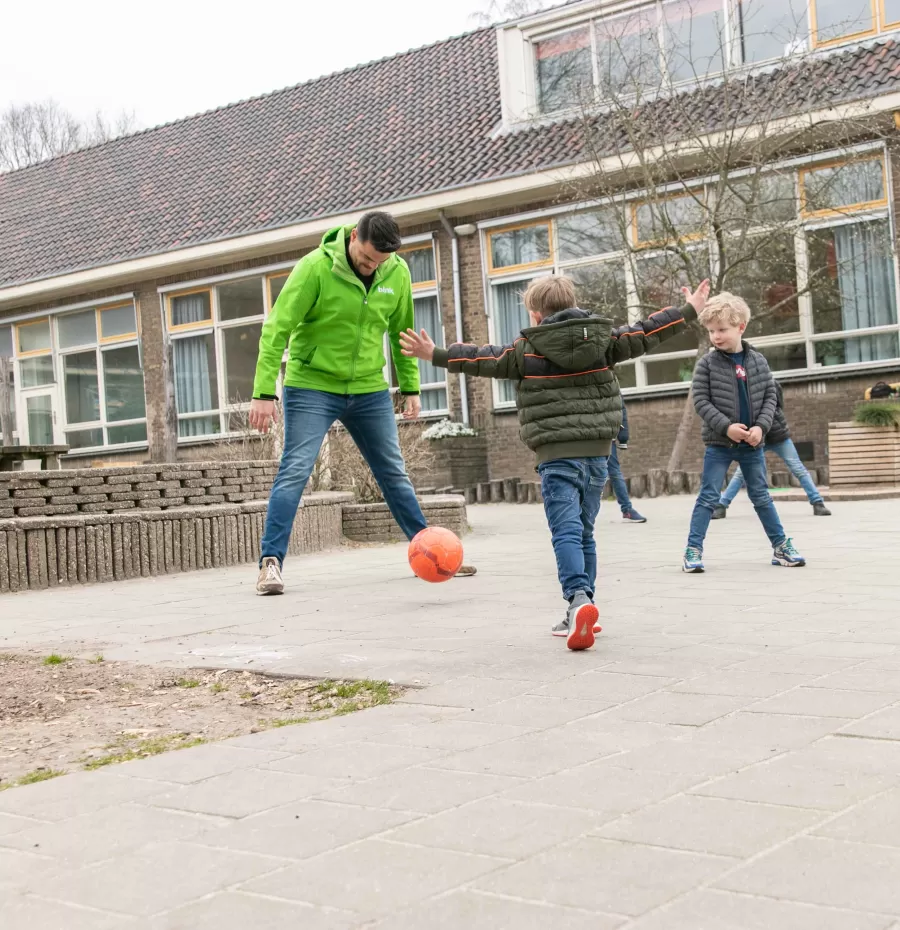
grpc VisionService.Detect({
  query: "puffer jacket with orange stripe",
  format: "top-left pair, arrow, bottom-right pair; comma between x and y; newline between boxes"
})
431,303 -> 696,465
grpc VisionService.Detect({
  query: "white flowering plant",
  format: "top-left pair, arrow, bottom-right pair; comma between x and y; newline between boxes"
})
422,419 -> 477,440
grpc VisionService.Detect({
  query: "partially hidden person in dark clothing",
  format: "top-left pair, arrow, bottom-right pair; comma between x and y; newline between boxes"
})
400,274 -> 709,651
683,292 -> 806,574
712,378 -> 831,518
606,399 -> 647,523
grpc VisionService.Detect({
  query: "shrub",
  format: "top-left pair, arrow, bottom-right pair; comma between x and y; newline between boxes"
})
422,419 -> 477,440
854,402 -> 900,428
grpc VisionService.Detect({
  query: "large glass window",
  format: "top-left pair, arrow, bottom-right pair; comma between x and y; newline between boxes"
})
813,0 -> 874,44
486,149 -> 900,403
661,0 -> 727,84
534,28 -> 593,112
174,332 -> 220,438
489,223 -> 552,272
740,0 -> 811,62
595,9 -> 662,96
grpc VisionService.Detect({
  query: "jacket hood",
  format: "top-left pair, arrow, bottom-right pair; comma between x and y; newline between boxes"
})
522,307 -> 612,370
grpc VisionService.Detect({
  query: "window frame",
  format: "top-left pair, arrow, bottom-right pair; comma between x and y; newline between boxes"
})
483,145 -> 900,406
486,220 -> 555,275
798,154 -> 889,219
810,0 -> 878,48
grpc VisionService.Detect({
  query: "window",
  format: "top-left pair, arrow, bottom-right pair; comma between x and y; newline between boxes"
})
661,0 -> 726,84
489,223 -> 552,272
167,275 -> 273,439
534,27 -> 593,111
595,8 -> 661,96
0,325 -> 17,442
17,319 -> 51,355
740,0 -> 811,62
485,149 -> 899,402
393,243 -> 447,414
812,0 -> 875,45
884,0 -> 900,28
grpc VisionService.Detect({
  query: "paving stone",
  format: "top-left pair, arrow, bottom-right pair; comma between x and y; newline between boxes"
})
611,739 -> 778,777
474,835 -> 731,916
838,706 -> 900,741
368,888 -> 621,930
595,794 -> 824,857
685,712 -> 849,751
115,744 -> 289,784
242,837 -> 507,919
146,768 -> 329,818
25,841 -> 285,918
748,688 -> 900,719
0,813 -> 45,838
599,691 -> 751,726
373,719 -> 535,751
399,676 -> 536,709
148,890 -> 357,930
464,695 -> 613,728
815,788 -> 900,846
193,798 -> 414,860
262,740 -> 446,780
625,888 -> 894,930
0,847 -> 60,894
717,836 -> 900,914
0,803 -> 223,863
0,895 -> 134,930
668,671 -> 814,697
532,671 -> 677,703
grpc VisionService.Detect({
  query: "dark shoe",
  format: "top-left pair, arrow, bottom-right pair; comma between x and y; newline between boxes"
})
455,564 -> 477,576
622,510 -> 647,523
711,504 -> 727,520
812,502 -> 831,516
772,538 -> 806,568
565,592 -> 598,651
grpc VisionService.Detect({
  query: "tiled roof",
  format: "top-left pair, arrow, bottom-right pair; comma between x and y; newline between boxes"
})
2,30 -> 900,289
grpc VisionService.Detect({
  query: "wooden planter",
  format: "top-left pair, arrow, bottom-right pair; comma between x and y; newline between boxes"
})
828,421 -> 900,486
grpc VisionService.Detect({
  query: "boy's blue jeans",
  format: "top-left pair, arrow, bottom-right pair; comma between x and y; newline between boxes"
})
688,445 -> 786,551
720,438 -> 823,506
260,387 -> 427,566
606,442 -> 634,514
538,457 -> 608,602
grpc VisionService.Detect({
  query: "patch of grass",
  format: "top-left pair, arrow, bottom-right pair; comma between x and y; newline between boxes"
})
265,716 -> 312,729
0,768 -> 66,791
42,654 -> 72,666
82,733 -> 206,771
854,402 -> 900,428
175,678 -> 201,689
238,690 -> 256,700
210,682 -> 227,694
89,655 -> 104,664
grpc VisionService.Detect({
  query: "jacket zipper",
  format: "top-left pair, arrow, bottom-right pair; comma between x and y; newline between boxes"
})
348,286 -> 369,389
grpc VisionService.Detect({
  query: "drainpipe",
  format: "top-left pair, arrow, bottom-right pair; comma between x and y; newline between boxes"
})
437,210 -> 470,426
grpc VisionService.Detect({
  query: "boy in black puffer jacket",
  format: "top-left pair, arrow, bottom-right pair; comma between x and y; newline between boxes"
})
683,293 -> 805,574
401,274 -> 708,650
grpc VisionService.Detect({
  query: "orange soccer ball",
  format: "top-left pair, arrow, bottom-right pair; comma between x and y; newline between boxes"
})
408,527 -> 464,583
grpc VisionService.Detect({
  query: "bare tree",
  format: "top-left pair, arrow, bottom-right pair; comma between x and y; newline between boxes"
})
541,0 -> 897,469
470,0 -> 555,26
0,99 -> 138,172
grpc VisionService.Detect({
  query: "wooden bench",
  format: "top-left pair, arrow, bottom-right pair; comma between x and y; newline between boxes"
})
828,422 -> 900,486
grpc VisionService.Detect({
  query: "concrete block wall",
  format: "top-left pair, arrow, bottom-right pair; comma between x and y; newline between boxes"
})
342,495 -> 468,543
0,491 -> 351,595
0,462 -> 278,519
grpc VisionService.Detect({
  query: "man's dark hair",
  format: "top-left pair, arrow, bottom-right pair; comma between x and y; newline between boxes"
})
356,211 -> 402,253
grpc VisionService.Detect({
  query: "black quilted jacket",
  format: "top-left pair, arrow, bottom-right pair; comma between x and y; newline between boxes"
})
693,344 -> 777,447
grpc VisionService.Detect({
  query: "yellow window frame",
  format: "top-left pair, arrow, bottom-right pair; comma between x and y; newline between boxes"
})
97,301 -> 139,344
487,221 -> 554,275
266,272 -> 290,310
631,191 -> 708,249
167,287 -> 213,332
811,0 -> 878,48
15,317 -> 52,357
799,154 -> 888,218
399,244 -> 438,290
880,0 -> 900,30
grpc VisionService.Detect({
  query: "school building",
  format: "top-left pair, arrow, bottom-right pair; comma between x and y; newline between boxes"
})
3,0 -> 900,483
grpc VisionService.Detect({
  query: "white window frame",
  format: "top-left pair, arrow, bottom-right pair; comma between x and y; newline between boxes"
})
482,142 -> 900,407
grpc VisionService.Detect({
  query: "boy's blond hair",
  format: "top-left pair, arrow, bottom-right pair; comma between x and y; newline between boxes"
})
698,292 -> 751,328
523,275 -> 577,319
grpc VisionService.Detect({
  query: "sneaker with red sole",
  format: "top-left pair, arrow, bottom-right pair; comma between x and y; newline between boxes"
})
565,592 -> 598,651
551,619 -> 603,637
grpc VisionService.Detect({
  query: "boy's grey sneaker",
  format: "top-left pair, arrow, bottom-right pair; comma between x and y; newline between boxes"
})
256,557 -> 284,595
682,546 -> 704,573
552,615 -> 602,637
812,501 -> 831,516
772,538 -> 806,567
711,504 -> 727,520
566,592 -> 598,651
622,510 -> 647,523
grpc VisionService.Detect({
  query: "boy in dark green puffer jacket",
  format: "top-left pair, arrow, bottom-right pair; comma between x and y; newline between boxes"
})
400,274 -> 709,651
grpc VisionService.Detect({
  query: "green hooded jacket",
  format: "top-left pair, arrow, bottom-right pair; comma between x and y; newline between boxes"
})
252,225 -> 419,398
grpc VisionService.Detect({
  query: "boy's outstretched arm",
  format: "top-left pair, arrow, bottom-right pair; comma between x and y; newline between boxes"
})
606,280 -> 709,365
399,329 -> 523,380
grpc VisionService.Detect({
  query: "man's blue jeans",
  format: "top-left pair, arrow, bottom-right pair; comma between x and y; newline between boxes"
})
538,457 -> 608,602
606,442 -> 633,514
688,445 -> 786,551
260,387 -> 427,566
721,438 -> 823,506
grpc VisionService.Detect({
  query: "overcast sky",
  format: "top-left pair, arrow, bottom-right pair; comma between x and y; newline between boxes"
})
1,1 -> 490,130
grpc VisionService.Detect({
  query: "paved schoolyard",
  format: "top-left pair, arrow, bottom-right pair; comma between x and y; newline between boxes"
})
1,497 -> 900,928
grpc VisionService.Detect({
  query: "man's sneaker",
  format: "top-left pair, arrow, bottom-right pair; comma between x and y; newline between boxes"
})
552,617 -> 602,637
566,592 -> 598,651
455,564 -> 478,576
711,504 -> 727,520
812,501 -> 832,516
682,546 -> 704,573
772,538 -> 806,568
256,557 -> 284,595
622,510 -> 647,523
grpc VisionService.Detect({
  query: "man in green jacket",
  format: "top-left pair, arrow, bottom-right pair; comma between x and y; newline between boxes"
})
249,212 -> 434,595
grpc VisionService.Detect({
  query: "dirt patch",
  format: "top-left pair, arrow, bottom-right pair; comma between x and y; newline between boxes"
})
0,652 -> 403,790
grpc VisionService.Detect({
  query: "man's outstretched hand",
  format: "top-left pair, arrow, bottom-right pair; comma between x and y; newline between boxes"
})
399,328 -> 435,362
682,279 -> 710,315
